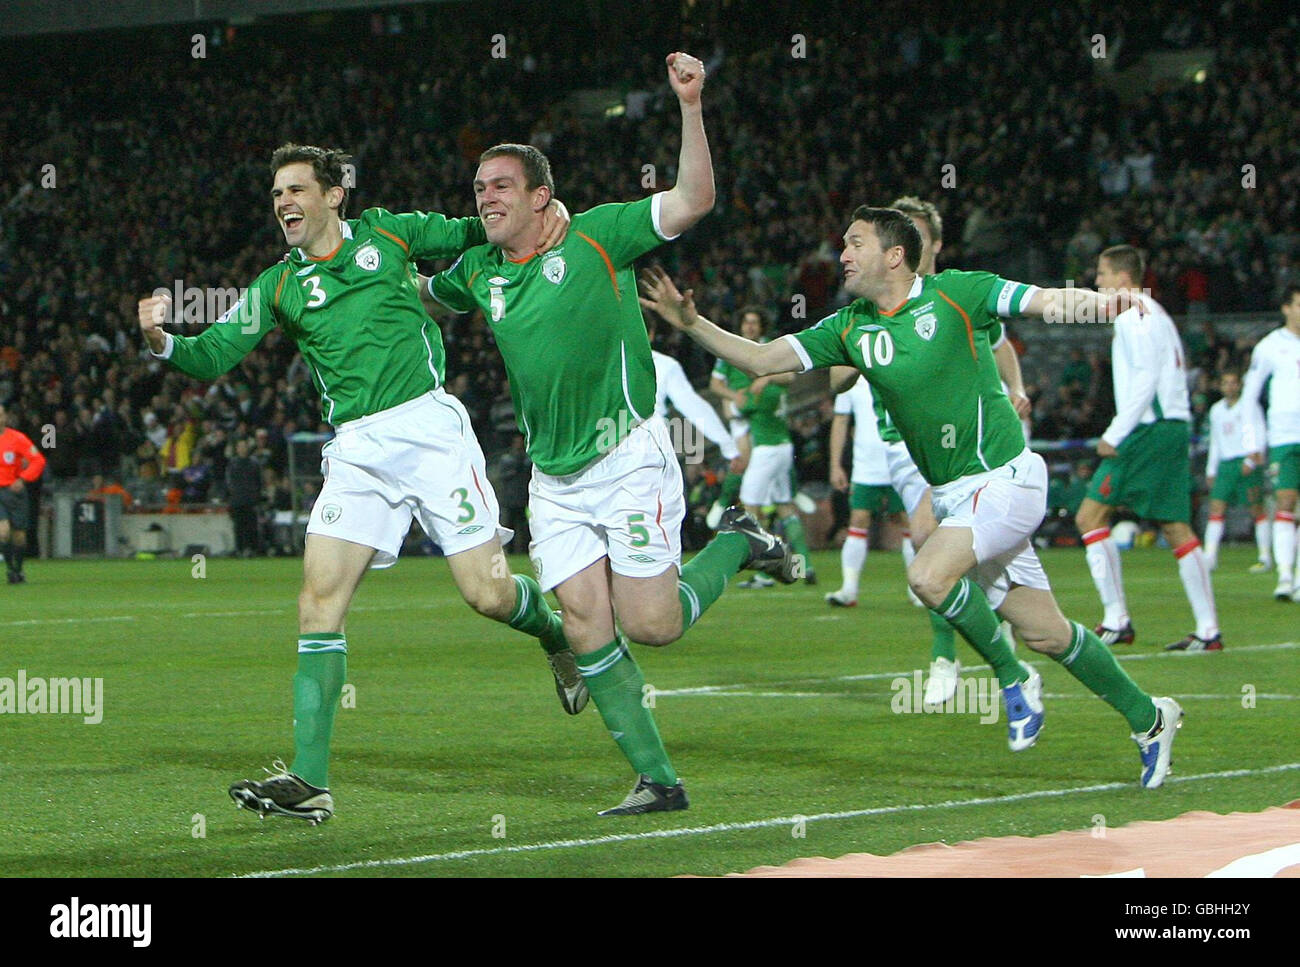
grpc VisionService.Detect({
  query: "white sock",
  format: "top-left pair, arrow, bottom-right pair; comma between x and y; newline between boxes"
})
900,531 -> 916,567
1083,528 -> 1128,628
1204,515 -> 1225,563
1273,512 -> 1295,580
1175,539 -> 1219,639
1255,515 -> 1272,565
839,529 -> 868,598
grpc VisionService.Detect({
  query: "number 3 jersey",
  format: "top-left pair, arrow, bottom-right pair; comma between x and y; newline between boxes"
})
155,208 -> 486,425
784,270 -> 1036,487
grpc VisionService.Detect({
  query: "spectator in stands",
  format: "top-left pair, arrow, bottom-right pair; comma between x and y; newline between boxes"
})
86,473 -> 134,509
225,437 -> 262,557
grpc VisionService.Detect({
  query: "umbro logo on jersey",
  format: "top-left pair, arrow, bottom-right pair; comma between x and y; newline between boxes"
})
542,255 -> 566,285
857,324 -> 886,332
457,525 -> 484,535
488,276 -> 510,286
628,553 -> 656,564
914,312 -> 938,341
354,244 -> 381,272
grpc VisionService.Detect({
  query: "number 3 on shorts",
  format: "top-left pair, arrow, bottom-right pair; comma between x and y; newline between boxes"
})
628,513 -> 650,548
451,487 -> 476,524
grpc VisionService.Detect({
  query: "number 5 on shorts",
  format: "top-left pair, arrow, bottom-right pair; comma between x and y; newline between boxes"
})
628,513 -> 650,548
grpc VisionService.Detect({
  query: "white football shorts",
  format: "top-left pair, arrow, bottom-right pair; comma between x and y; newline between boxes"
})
307,389 -> 509,567
528,416 -> 684,591
930,448 -> 1052,608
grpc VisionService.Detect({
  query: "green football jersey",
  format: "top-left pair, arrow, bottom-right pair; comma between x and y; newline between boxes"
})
738,382 -> 791,446
161,208 -> 485,425
875,320 -> 1008,445
430,195 -> 673,476
712,357 -> 753,393
790,271 -> 1035,486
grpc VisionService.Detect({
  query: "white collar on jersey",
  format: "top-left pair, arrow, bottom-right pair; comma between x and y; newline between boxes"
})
907,274 -> 922,299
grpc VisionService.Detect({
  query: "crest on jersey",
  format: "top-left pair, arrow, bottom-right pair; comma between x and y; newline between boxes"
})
914,313 -> 937,341
354,244 -> 381,272
542,255 -> 566,285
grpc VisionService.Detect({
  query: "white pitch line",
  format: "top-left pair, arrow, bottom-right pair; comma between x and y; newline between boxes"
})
5,602 -> 445,626
0,615 -> 136,627
667,690 -> 857,699
653,641 -> 1300,697
665,691 -> 1300,702
236,760 -> 1300,878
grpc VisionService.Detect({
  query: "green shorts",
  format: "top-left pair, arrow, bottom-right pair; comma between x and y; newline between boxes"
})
1210,457 -> 1265,507
1269,443 -> 1300,492
851,482 -> 904,514
0,486 -> 30,530
1086,420 -> 1191,523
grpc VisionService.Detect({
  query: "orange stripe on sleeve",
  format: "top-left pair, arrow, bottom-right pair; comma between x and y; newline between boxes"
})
373,226 -> 410,252
273,267 -> 289,310
575,231 -> 619,299
935,289 -> 977,361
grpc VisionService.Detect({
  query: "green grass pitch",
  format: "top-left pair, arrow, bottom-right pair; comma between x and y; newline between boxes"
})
1,546 -> 1296,877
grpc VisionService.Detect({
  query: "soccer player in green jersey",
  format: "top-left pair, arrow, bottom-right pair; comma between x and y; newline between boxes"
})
642,206 -> 1184,789
732,373 -> 816,584
707,307 -> 765,524
137,143 -> 578,823
829,197 -> 1029,707
421,53 -> 797,815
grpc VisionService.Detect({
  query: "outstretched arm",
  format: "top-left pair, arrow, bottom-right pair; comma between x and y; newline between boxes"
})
640,266 -> 799,377
993,339 -> 1031,418
1022,286 -> 1129,324
657,52 -> 715,238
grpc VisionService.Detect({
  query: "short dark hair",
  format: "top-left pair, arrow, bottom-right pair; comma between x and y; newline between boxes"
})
850,206 -> 922,272
1099,244 -> 1145,284
890,196 -> 943,244
1283,284 -> 1300,307
479,143 -> 555,194
270,143 -> 352,218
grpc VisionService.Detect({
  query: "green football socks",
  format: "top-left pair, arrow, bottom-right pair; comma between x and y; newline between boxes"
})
929,610 -> 958,662
577,638 -> 676,786
1055,622 -> 1158,732
291,633 -> 347,789
719,472 -> 743,507
678,532 -> 749,633
508,573 -> 567,655
780,514 -> 811,567
935,578 -> 1024,688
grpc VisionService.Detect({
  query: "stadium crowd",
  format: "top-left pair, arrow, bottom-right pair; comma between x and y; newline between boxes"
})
1,0 -> 1294,543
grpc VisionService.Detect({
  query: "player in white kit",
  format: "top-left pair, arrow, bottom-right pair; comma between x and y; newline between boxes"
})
1203,370 -> 1270,572
1240,285 -> 1300,600
826,376 -> 907,606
